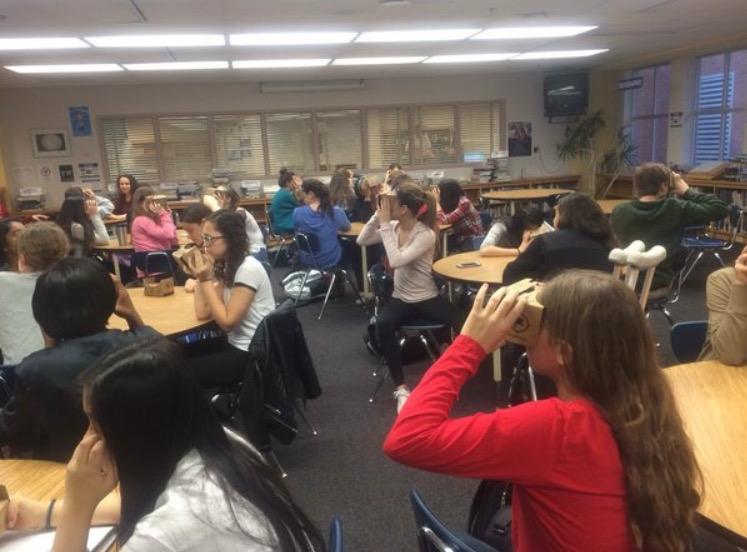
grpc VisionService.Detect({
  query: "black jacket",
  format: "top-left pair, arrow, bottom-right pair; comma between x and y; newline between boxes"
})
245,301 -> 321,446
503,229 -> 613,285
0,327 -> 158,462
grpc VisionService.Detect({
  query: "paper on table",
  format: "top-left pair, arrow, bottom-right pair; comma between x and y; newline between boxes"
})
0,525 -> 115,551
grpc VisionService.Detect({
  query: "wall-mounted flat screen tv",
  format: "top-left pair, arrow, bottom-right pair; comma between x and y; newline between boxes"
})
544,73 -> 589,117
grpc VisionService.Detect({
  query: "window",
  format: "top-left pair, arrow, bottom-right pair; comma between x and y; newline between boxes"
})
413,105 -> 457,164
265,112 -> 315,174
694,49 -> 747,164
316,110 -> 362,172
158,116 -> 212,181
623,64 -> 670,165
366,107 -> 410,169
213,114 -> 265,175
101,117 -> 160,185
459,103 -> 504,162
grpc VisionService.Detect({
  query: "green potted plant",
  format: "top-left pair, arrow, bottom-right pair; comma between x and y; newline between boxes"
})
555,110 -> 605,195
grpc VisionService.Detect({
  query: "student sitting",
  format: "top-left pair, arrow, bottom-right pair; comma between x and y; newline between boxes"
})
0,223 -> 69,365
111,173 -> 139,222
0,218 -> 24,271
357,183 -> 460,413
215,185 -> 268,261
699,245 -> 747,365
6,337 -> 324,552
480,206 -> 553,257
435,179 -> 484,251
351,175 -> 388,223
184,210 -> 275,388
82,187 -> 115,221
611,163 -> 729,293
55,187 -> 109,256
503,193 -> 614,284
330,169 -> 356,215
269,168 -> 302,235
181,203 -> 212,293
0,257 -> 156,461
293,179 -> 351,269
384,271 -> 701,552
130,187 -> 177,253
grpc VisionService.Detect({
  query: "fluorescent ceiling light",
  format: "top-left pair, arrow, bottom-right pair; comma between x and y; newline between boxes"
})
471,26 -> 597,40
85,34 -> 225,48
512,49 -> 608,60
233,59 -> 331,68
356,29 -> 480,42
123,61 -> 229,71
230,32 -> 356,46
332,56 -> 426,66
5,63 -> 122,74
425,53 -> 517,64
0,37 -> 90,50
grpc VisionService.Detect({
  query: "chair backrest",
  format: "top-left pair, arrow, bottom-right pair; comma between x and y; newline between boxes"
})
470,235 -> 485,252
294,231 -> 321,269
609,241 -> 667,309
670,321 -> 708,363
265,203 -> 280,237
410,490 -> 498,552
328,517 -> 343,552
478,210 -> 492,233
367,263 -> 393,308
132,251 -> 174,277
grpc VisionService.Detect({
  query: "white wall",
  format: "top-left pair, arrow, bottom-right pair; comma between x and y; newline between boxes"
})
0,72 -> 573,209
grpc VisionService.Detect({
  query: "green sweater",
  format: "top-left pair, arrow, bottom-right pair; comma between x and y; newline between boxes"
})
610,189 -> 729,290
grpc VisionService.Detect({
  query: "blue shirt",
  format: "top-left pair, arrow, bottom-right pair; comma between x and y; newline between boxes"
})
293,205 -> 350,269
269,188 -> 299,234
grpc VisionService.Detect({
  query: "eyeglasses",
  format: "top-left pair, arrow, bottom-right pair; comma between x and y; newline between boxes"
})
201,234 -> 225,245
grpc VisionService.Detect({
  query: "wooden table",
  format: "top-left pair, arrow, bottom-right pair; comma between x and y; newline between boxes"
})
596,199 -> 629,215
665,360 -> 747,545
96,230 -> 190,280
0,459 -> 66,501
482,188 -> 576,213
108,287 -> 210,336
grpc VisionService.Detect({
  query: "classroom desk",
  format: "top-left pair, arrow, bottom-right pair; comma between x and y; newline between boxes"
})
664,360 -> 747,545
0,459 -> 66,501
96,230 -> 190,280
481,188 -> 576,215
596,198 -> 630,215
107,287 -> 210,336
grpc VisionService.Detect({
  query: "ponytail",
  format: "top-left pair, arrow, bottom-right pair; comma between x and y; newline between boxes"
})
301,179 -> 334,218
395,182 -> 437,229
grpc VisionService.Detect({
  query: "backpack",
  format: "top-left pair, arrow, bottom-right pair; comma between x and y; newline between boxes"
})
281,270 -> 324,301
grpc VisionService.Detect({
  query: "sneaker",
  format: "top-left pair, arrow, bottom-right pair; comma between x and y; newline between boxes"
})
393,387 -> 411,414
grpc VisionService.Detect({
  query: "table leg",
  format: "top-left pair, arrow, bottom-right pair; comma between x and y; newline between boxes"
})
442,231 -> 448,258
361,244 -> 369,297
112,253 -> 122,280
493,349 -> 502,382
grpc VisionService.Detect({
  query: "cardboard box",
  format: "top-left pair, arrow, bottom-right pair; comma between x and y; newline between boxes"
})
144,276 -> 175,297
504,278 -> 544,347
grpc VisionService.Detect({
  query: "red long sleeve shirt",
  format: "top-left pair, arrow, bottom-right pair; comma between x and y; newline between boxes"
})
383,335 -> 636,552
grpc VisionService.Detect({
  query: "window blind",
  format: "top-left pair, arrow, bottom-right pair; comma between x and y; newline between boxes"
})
265,112 -> 315,174
101,117 -> 160,186
366,107 -> 410,169
413,105 -> 457,164
316,110 -> 362,172
213,114 -> 265,175
158,116 -> 212,181
459,104 -> 492,162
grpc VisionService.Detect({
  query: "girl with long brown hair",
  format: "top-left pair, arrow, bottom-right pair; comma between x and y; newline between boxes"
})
384,270 -> 701,552
130,187 -> 176,253
358,182 -> 461,413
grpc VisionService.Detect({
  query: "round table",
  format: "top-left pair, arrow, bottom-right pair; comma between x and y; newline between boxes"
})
107,287 -> 210,336
433,250 -> 516,286
596,198 -> 630,215
482,188 -> 575,215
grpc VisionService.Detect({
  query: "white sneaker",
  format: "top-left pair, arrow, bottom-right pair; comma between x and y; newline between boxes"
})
393,387 -> 411,414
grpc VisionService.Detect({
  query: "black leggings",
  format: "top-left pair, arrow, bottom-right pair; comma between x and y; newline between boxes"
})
184,342 -> 250,388
376,296 -> 461,386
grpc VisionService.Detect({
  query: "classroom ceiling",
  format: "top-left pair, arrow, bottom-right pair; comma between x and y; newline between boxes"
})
0,0 -> 744,88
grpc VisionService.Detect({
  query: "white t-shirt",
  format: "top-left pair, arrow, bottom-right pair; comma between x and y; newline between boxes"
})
0,272 -> 44,365
223,256 -> 275,350
123,450 -> 277,552
237,208 -> 266,255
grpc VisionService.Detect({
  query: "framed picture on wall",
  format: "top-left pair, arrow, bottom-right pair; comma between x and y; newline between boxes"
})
30,128 -> 71,158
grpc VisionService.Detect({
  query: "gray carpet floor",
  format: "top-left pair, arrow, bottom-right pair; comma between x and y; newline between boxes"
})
267,250 -> 736,552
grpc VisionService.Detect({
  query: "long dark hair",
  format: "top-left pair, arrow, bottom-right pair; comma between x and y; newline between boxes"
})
278,168 -> 296,189
503,206 -> 545,247
329,170 -> 353,208
301,179 -> 333,218
131,186 -> 158,224
56,187 -> 93,252
206,210 -> 247,286
115,174 -> 139,214
437,179 -> 464,214
556,193 -> 615,249
540,271 -> 701,551
0,218 -> 19,268
79,337 -> 324,550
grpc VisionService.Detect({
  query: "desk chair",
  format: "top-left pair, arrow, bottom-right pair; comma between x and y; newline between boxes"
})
410,490 -> 499,552
328,517 -> 343,552
264,204 -> 295,269
131,251 -> 174,278
294,232 -> 365,320
367,264 -> 450,403
677,204 -> 744,292
670,321 -> 708,364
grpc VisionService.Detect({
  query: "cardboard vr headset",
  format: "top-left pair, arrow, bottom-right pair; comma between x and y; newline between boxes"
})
172,244 -> 202,273
504,278 -> 544,347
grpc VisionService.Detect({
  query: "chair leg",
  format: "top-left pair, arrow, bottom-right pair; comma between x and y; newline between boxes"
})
341,269 -> 368,313
317,272 -> 337,320
680,251 -> 704,288
369,370 -> 389,403
712,251 -> 726,267
418,334 -> 438,361
294,403 -> 319,436
270,240 -> 285,270
527,367 -> 538,401
295,269 -> 311,306
264,449 -> 288,479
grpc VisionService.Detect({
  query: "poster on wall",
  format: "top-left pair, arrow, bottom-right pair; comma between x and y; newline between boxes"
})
508,121 -> 533,157
31,129 -> 71,158
59,164 -> 75,183
78,162 -> 101,188
69,106 -> 93,137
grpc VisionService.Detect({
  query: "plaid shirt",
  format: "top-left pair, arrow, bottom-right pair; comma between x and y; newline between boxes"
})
437,196 -> 483,245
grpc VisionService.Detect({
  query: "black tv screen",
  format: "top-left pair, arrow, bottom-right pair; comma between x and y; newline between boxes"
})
544,73 -> 589,117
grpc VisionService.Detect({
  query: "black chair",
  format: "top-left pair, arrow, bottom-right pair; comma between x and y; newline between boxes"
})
410,489 -> 498,552
131,250 -> 174,278
670,321 -> 708,364
367,264 -> 450,403
264,204 -> 295,269
478,210 -> 493,234
328,517 -> 343,552
294,231 -> 365,320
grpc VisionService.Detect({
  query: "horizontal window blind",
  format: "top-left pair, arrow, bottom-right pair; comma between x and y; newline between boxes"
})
158,116 -> 212,181
317,110 -> 362,172
213,114 -> 265,175
101,117 -> 160,186
366,107 -> 410,169
459,104 -> 492,162
413,105 -> 457,165
265,112 -> 314,174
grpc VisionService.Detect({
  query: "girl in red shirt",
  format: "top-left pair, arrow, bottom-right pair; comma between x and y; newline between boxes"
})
384,270 -> 701,552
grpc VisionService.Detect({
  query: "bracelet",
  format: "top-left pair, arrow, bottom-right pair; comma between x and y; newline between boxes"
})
45,498 -> 57,529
